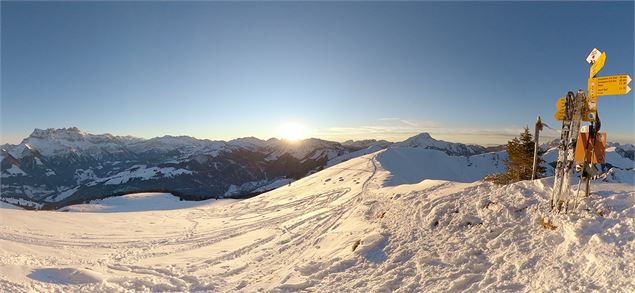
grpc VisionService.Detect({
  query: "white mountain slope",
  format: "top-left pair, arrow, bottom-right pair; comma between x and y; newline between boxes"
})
378,147 -> 507,185
59,193 -> 233,213
0,150 -> 633,292
392,133 -> 486,156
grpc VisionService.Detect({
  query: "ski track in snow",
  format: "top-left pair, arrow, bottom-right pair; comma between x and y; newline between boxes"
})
0,151 -> 634,292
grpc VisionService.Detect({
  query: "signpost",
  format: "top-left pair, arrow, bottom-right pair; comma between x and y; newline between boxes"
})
551,48 -> 632,213
553,97 -> 566,121
586,50 -> 632,121
588,51 -> 606,79
589,75 -> 632,96
585,48 -> 602,64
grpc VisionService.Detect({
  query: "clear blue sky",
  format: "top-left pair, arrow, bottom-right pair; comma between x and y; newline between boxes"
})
2,1 -> 633,145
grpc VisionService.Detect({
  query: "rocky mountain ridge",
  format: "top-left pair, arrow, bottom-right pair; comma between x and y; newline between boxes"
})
1,128 -> 397,207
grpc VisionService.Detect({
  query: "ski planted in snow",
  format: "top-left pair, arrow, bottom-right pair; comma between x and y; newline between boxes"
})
555,90 -> 585,212
550,92 -> 574,211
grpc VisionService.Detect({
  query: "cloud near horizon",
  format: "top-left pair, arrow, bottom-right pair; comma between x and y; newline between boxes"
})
316,118 -> 572,146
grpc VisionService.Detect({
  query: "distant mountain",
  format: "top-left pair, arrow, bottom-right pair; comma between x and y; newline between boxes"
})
0,128 -> 393,208
392,133 -> 487,156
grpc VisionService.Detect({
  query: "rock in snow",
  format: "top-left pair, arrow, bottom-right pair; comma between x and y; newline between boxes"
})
1,148 -> 633,292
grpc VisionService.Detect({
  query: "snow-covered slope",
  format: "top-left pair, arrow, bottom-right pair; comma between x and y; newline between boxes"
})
0,201 -> 22,210
59,193 -> 232,213
377,147 -> 507,185
1,150 -> 633,292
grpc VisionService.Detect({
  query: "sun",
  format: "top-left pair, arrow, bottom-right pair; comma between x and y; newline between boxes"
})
277,122 -> 307,142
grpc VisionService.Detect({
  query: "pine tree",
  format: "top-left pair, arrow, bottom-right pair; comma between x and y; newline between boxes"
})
485,127 -> 545,184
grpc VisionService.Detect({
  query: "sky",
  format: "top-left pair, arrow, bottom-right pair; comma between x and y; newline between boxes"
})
1,1 -> 634,145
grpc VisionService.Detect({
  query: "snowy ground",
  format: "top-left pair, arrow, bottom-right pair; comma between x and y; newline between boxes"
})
58,193 -> 230,213
0,149 -> 633,292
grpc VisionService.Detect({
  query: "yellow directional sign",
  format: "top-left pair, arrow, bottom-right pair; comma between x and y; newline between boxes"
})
553,96 -> 593,121
590,74 -> 632,96
556,97 -> 566,111
554,97 -> 566,121
581,49 -> 631,123
589,51 -> 606,78
587,78 -> 598,121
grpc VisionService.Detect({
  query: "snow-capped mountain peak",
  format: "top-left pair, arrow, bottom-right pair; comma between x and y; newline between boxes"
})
27,127 -> 87,141
392,132 -> 486,156
12,127 -> 136,158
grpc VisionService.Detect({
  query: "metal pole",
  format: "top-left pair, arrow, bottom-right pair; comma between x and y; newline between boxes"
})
532,116 -> 542,180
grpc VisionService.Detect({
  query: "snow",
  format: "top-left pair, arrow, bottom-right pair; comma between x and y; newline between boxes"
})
257,138 -> 355,162
129,136 -> 226,158
74,169 -> 97,185
377,147 -> 507,185
0,198 -> 42,209
252,178 -> 293,193
1,165 -> 27,177
9,185 -> 55,200
327,144 -> 387,167
604,147 -> 635,169
60,193 -> 232,213
543,146 -> 634,169
599,168 -> 635,184
9,128 -> 137,159
27,268 -> 104,285
0,201 -> 22,210
101,165 -> 193,185
44,186 -> 80,202
227,137 -> 268,151
0,150 -> 633,292
392,133 -> 483,156
223,179 -> 283,197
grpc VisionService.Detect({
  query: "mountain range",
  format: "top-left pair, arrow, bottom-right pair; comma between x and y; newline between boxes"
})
2,127 -> 395,208
2,128 -> 633,209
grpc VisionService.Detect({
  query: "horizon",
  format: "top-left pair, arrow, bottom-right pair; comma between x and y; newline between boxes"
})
2,124 -> 568,147
5,125 -> 631,148
2,2 -> 634,145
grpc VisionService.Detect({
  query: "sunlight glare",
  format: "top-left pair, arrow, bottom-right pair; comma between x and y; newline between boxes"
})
278,123 -> 307,142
